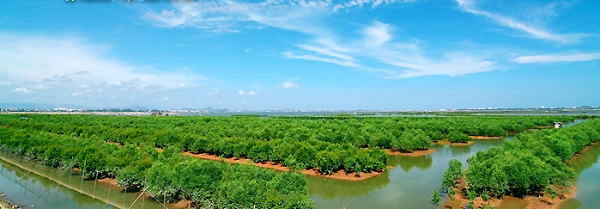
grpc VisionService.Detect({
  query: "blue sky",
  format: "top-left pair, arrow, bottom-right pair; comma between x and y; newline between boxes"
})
0,0 -> 599,110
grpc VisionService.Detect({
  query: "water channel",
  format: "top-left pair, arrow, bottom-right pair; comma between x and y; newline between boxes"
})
0,151 -> 165,209
309,139 -> 505,209
1,121 -> 599,209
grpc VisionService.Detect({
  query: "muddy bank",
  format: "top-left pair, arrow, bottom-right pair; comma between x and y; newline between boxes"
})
386,149 -> 436,156
0,193 -> 16,209
436,140 -> 475,146
163,147 -> 389,180
182,152 -> 389,181
468,136 -> 504,140
443,186 -> 576,209
569,141 -> 599,159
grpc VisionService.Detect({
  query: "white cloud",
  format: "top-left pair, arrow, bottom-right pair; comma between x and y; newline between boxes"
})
362,21 -> 392,45
142,1 -> 497,78
0,32 -> 209,106
297,44 -> 356,63
108,81 -> 123,87
284,21 -> 497,78
0,33 -> 206,89
0,81 -> 12,86
207,88 -> 220,95
455,0 -> 584,44
141,0 -> 418,35
13,87 -> 33,94
31,84 -> 52,90
379,52 -> 496,78
239,90 -> 256,95
333,0 -> 417,12
514,52 -> 600,64
283,81 -> 300,89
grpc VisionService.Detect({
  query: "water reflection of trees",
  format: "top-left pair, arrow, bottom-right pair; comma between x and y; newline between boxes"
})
559,142 -> 600,209
0,153 -> 119,209
307,172 -> 390,200
450,145 -> 472,157
388,155 -> 433,172
567,143 -> 600,176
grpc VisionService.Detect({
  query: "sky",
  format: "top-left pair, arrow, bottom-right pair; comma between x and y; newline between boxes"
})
0,0 -> 599,110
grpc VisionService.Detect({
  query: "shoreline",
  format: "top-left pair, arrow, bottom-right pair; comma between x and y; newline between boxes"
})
386,149 -> 436,156
468,136 -> 504,140
95,179 -> 190,209
0,193 -> 14,209
443,185 -> 576,209
436,140 -> 475,146
182,152 -> 389,181
569,141 -> 599,160
0,154 -> 189,209
0,154 -> 123,209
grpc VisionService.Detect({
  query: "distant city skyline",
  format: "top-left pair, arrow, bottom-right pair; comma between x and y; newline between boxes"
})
1,102 -> 598,113
1,0 -> 599,110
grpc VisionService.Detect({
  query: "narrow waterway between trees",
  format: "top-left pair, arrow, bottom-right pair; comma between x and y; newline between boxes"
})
0,150 -> 165,209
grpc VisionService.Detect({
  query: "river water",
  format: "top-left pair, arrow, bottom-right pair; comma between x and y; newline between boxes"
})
308,139 -> 505,209
0,151 -> 165,209
1,122 -> 599,209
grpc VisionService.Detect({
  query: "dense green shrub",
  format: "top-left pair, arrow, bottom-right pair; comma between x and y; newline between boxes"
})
0,125 -> 312,208
448,130 -> 471,143
463,119 -> 600,198
0,114 -> 577,175
441,159 -> 462,190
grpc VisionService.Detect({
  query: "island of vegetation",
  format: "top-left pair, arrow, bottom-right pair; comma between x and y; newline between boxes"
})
438,118 -> 600,209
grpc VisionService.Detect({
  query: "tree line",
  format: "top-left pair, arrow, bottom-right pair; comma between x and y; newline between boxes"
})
1,114 -> 578,175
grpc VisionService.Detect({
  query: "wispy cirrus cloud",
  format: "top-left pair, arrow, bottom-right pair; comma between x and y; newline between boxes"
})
142,0 -> 333,34
143,1 -> 497,78
283,21 -> 496,78
514,52 -> 600,64
333,0 -> 418,12
455,0 -> 585,44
